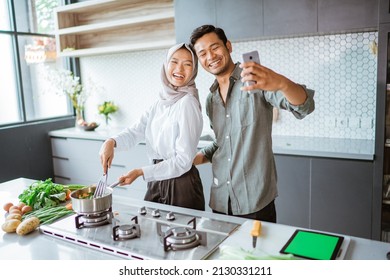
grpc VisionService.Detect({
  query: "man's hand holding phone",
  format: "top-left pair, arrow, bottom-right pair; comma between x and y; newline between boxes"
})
241,50 -> 287,93
241,51 -> 261,89
241,51 -> 261,92
240,50 -> 308,105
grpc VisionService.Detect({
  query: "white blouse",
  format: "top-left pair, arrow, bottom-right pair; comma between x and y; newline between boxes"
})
112,94 -> 203,182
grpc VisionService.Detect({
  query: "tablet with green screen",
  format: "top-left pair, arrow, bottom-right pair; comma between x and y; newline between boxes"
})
280,230 -> 344,260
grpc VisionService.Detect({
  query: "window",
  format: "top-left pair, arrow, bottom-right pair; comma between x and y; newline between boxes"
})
0,0 -> 73,127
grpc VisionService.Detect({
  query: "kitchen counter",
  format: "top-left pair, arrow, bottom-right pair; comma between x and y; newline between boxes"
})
48,127 -> 212,149
1,178 -> 389,260
272,135 -> 374,160
49,128 -> 374,160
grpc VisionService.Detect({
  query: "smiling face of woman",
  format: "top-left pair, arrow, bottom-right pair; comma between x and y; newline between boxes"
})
166,48 -> 194,87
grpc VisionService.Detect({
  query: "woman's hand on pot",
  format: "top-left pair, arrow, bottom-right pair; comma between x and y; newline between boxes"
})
99,138 -> 116,174
118,169 -> 144,186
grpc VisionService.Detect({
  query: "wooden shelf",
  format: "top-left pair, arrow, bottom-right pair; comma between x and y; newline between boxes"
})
61,38 -> 175,57
55,0 -> 175,57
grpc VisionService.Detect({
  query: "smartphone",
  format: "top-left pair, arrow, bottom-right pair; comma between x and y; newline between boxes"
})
242,50 -> 261,65
241,50 -> 261,87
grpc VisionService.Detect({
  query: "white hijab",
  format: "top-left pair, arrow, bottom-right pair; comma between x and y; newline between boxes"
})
159,43 -> 200,109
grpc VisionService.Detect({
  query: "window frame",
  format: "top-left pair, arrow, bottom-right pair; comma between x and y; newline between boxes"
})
0,0 -> 80,129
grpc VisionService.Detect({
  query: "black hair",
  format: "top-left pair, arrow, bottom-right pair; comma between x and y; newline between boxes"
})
189,25 -> 228,48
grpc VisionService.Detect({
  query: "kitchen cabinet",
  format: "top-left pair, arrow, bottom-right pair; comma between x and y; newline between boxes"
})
175,0 -> 379,43
274,155 -> 310,228
375,22 -> 390,242
318,0 -> 379,33
311,158 -> 373,239
50,136 -> 148,199
174,0 -> 263,43
55,0 -> 175,57
215,0 -> 263,41
174,0 -> 216,44
263,0 -> 317,37
379,0 -> 390,23
274,155 -> 374,239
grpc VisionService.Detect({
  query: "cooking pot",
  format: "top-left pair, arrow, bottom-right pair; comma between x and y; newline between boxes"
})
70,186 -> 113,214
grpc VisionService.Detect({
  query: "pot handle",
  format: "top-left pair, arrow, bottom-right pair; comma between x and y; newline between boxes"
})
108,181 -> 120,188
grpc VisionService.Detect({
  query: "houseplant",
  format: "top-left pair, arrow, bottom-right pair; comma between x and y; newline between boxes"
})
45,68 -> 98,127
98,101 -> 118,126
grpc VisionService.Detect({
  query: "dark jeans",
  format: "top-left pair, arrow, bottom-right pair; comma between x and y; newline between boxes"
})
213,199 -> 277,223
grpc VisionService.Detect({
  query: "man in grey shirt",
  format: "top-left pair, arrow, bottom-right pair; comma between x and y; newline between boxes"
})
191,25 -> 315,222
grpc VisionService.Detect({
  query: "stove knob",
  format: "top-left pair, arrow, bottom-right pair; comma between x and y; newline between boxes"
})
138,206 -> 147,215
151,209 -> 160,218
166,211 -> 175,221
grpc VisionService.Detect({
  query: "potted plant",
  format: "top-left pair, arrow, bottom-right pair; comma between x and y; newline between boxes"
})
98,101 -> 118,126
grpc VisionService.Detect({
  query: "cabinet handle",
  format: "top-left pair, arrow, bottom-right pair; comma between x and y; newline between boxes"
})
53,156 -> 69,160
54,175 -> 71,181
111,164 -> 126,168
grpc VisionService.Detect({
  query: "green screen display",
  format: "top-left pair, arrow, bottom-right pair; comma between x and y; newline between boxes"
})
280,230 -> 344,260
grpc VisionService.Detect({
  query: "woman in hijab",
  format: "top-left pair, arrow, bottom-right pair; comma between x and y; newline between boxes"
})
99,43 -> 205,211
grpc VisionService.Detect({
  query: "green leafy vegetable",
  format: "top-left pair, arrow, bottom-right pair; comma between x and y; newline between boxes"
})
50,192 -> 66,201
18,178 -> 86,210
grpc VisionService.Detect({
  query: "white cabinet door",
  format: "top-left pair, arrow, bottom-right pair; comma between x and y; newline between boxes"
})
52,137 -> 102,185
51,137 -> 102,160
51,137 -> 71,158
53,157 -> 101,185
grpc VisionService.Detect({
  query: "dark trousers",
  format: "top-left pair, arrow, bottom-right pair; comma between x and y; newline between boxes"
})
145,162 -> 205,211
213,199 -> 277,223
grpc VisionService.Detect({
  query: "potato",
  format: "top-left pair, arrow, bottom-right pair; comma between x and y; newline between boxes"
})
16,217 -> 40,236
9,209 -> 22,216
8,205 -> 20,212
21,205 -> 32,214
17,202 -> 26,210
2,219 -> 21,233
3,202 -> 13,212
6,213 -> 22,221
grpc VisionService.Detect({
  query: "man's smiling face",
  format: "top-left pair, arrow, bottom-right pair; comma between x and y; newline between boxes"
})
193,32 -> 233,77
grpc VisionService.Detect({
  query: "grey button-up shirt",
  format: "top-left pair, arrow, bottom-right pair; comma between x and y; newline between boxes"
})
201,63 -> 315,215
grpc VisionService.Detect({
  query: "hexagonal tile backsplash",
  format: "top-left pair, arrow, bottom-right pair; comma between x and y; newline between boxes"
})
81,31 -> 377,140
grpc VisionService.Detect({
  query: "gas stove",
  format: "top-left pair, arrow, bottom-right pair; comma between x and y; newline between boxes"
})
40,202 -> 240,260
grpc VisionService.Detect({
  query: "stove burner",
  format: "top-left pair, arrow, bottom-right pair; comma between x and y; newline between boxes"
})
164,227 -> 200,250
112,216 -> 141,241
75,210 -> 113,229
156,217 -> 207,251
